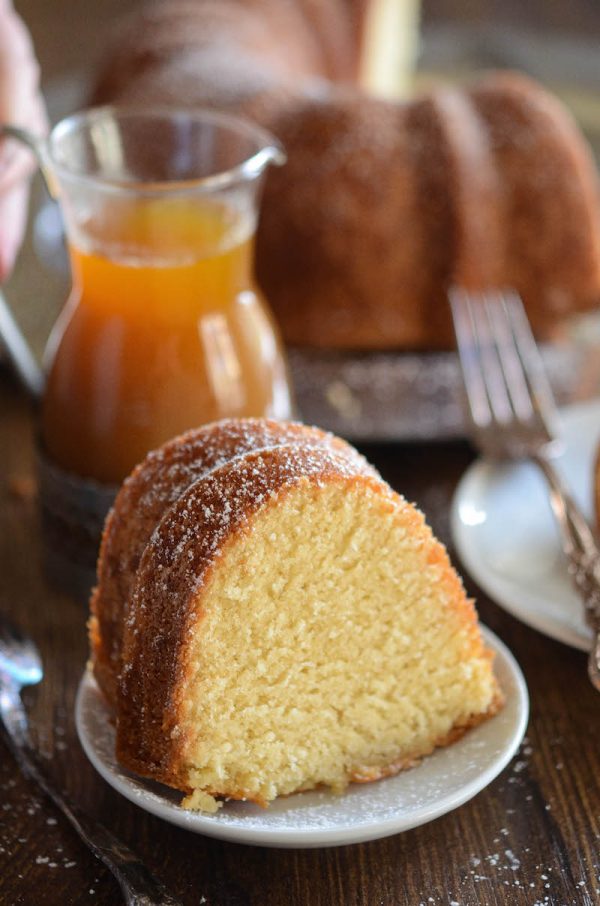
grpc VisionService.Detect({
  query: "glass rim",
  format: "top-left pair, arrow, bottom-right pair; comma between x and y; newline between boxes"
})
47,105 -> 286,196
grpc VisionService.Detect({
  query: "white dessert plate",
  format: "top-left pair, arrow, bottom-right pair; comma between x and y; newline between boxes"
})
451,399 -> 600,651
75,627 -> 527,848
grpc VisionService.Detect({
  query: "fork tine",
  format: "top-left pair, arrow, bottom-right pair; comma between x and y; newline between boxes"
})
484,291 -> 536,424
468,291 -> 517,426
503,290 -> 560,436
448,287 -> 492,429
451,288 -> 559,435
451,287 -> 518,427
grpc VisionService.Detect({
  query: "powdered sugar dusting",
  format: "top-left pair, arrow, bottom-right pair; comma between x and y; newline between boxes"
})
93,417 -> 378,697
128,418 -> 375,517
120,419 -> 378,619
135,439 -> 379,604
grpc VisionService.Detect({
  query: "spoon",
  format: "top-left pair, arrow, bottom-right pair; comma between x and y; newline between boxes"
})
0,611 -> 182,906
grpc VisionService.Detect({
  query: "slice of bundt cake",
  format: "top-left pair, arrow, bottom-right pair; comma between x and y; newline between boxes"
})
92,420 -> 502,810
90,419 -> 376,706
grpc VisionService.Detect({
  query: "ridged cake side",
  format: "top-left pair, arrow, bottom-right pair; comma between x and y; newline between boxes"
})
90,418 -> 376,704
469,72 -> 600,334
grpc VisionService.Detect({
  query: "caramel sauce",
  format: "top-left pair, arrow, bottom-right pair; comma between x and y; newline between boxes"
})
41,200 -> 290,484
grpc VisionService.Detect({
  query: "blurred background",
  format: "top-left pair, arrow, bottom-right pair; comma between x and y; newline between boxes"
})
14,0 -> 600,86
7,0 -> 600,373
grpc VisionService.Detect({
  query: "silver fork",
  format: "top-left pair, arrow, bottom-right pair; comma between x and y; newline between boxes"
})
0,612 -> 182,905
449,287 -> 600,690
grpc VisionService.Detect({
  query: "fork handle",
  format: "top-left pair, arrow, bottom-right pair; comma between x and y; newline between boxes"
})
0,685 -> 181,906
532,452 -> 600,690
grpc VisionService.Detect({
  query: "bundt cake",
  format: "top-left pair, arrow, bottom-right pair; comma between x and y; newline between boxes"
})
90,418 -> 376,705
90,418 -> 502,810
91,0 -> 600,350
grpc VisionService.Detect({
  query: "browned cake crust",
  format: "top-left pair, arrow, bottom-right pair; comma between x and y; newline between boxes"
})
116,445 -> 371,787
90,419 -> 377,704
469,73 -> 600,335
114,442 -> 500,800
92,2 -> 600,350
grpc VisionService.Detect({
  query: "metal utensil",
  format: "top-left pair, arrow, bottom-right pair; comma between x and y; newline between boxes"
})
0,124 -> 54,399
449,287 -> 600,690
0,612 -> 182,905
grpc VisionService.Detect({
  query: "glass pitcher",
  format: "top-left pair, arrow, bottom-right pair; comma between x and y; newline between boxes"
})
1,107 -> 292,590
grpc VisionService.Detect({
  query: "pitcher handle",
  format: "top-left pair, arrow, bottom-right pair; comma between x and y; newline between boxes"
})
0,124 -> 57,400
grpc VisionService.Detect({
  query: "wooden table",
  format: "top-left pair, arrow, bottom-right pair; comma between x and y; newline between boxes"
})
1,372 -> 599,906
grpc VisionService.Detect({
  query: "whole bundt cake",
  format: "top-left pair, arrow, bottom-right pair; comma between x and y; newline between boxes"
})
91,0 -> 600,350
90,418 -> 502,810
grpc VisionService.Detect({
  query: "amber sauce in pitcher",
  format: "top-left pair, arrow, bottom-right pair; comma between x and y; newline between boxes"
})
41,198 -> 290,484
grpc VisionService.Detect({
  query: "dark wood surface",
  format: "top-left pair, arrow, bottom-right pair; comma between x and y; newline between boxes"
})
1,372 -> 599,906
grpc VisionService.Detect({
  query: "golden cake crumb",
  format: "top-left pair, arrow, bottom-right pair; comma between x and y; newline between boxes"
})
181,790 -> 223,814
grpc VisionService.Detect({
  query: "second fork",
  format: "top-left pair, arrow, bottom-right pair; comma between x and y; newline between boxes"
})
449,287 -> 600,690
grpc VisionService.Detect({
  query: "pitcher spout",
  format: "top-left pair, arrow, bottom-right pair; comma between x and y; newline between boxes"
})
248,137 -> 287,174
